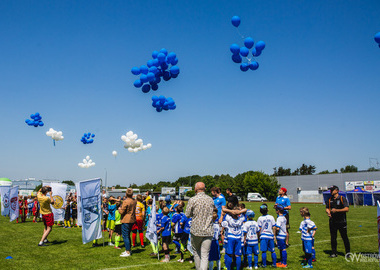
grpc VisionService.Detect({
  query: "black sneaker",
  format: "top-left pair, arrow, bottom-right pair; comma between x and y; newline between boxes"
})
141,245 -> 145,248
38,243 -> 46,246
329,254 -> 337,258
44,239 -> 50,243
92,243 -> 97,247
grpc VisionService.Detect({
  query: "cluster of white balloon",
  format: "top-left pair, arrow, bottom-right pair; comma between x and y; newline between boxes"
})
78,155 -> 95,168
46,128 -> 64,146
121,131 -> 152,153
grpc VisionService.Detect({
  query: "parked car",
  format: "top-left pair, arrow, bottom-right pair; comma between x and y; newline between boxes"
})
247,193 -> 267,202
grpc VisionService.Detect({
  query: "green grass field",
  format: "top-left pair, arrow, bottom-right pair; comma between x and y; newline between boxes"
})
0,202 -> 379,270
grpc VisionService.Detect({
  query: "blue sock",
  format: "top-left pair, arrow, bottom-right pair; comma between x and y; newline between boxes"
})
225,255 -> 232,270
262,252 -> 267,266
307,253 -> 312,266
173,240 -> 181,251
312,248 -> 316,260
254,254 -> 259,267
235,256 -> 241,270
282,250 -> 287,265
271,252 -> 277,266
247,254 -> 252,267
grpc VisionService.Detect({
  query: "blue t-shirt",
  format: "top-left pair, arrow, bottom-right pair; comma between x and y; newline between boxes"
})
156,212 -> 163,230
214,194 -> 226,218
275,196 -> 291,216
108,203 -> 117,220
172,212 -> 185,234
160,215 -> 172,236
182,216 -> 192,234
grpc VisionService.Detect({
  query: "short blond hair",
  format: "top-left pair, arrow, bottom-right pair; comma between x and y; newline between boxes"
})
300,207 -> 310,217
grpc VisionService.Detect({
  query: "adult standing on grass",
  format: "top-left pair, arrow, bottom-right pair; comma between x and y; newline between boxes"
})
274,187 -> 291,246
225,188 -> 239,208
325,185 -> 350,258
37,186 -> 55,246
185,182 -> 214,270
118,188 -> 137,257
211,187 -> 226,219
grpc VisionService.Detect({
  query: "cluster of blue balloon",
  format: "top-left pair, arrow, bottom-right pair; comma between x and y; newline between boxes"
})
25,113 -> 44,127
152,95 -> 176,112
81,132 -> 95,144
131,48 -> 180,93
375,32 -> 380,48
230,16 -> 266,72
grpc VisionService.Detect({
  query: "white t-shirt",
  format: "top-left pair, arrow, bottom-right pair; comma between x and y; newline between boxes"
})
257,215 -> 276,240
242,220 -> 259,245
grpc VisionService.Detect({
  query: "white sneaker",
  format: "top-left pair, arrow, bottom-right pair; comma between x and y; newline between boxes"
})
109,242 -> 114,246
177,259 -> 184,263
120,251 -> 131,257
254,267 -> 258,269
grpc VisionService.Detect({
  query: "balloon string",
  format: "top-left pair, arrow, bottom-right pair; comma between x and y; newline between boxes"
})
236,28 -> 245,39
53,139 -> 55,147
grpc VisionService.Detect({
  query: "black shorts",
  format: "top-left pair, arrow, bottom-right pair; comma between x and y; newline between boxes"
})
285,213 -> 290,230
115,224 -> 122,235
162,235 -> 171,245
181,233 -> 189,245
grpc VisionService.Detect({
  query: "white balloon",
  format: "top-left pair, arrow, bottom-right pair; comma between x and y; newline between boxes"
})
142,145 -> 147,150
126,131 -> 133,137
112,151 -> 117,157
133,148 -> 139,153
86,156 -> 90,160
147,143 -> 152,148
128,148 -> 134,153
83,159 -> 86,163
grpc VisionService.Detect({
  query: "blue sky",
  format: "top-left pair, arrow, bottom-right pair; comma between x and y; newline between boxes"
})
1,0 -> 380,186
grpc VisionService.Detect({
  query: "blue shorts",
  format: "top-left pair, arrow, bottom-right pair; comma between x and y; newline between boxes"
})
209,239 -> 221,261
277,239 -> 286,250
246,244 -> 259,255
303,240 -> 313,254
260,238 -> 275,252
226,238 -> 242,256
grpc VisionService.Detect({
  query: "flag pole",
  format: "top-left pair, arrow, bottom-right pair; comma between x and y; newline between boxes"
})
101,178 -> 105,247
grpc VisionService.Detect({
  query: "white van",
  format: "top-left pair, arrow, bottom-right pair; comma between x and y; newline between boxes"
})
247,193 -> 267,202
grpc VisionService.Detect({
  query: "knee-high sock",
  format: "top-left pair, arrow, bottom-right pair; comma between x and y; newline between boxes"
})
132,233 -> 136,246
247,254 -> 252,267
271,252 -> 277,266
254,254 -> 259,267
281,250 -> 287,265
173,239 -> 181,251
262,252 -> 267,266
235,256 -> 241,270
150,242 -> 158,253
115,235 -> 120,247
225,254 -> 232,270
64,220 -> 67,227
208,261 -> 214,270
67,220 -> 71,227
306,253 -> 312,266
139,232 -> 144,245
312,248 -> 316,260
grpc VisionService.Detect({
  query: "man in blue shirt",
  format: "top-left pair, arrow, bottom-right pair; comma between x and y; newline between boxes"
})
274,187 -> 291,246
211,187 -> 226,219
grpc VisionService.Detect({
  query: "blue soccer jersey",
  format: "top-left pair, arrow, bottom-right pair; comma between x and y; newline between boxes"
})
156,212 -> 164,230
160,215 -> 172,237
275,215 -> 287,240
243,220 -> 259,245
172,212 -> 184,234
257,215 -> 276,240
275,196 -> 291,216
299,218 -> 317,241
214,194 -> 226,218
182,216 -> 192,234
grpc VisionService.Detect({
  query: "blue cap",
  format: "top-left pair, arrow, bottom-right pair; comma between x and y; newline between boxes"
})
276,205 -> 284,211
165,195 -> 171,202
260,204 -> 268,210
246,210 -> 255,219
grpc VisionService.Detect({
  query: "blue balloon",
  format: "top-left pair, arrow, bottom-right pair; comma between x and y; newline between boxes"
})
140,74 -> 148,83
171,57 -> 178,65
131,67 -> 140,75
251,48 -> 257,56
152,59 -> 160,67
151,84 -> 159,91
159,48 -> 168,56
155,76 -> 161,84
33,123 -> 38,127
244,37 -> 254,49
156,107 -> 162,112
163,71 -> 171,81
171,74 -> 178,78
152,96 -> 159,102
375,32 -> 380,44
147,60 -> 154,68
39,121 -> 44,126
159,95 -> 166,102
240,63 -> 249,72
231,16 -> 241,27
140,65 -> 149,74
88,139 -> 94,143
30,114 -> 35,119
152,51 -> 159,59
249,61 -> 259,70
91,134 -> 95,138
161,62 -> 168,70
171,104 -> 176,110
157,53 -> 166,63
167,99 -> 175,106
240,47 -> 249,57
35,112 -> 40,117
142,84 -> 151,93
253,49 -> 262,57
133,79 -> 143,88
255,41 -> 266,51
167,52 -> 176,61
149,66 -> 158,74
230,43 -> 240,54
147,72 -> 155,82
25,119 -> 30,124
170,66 -> 180,75
232,54 -> 242,63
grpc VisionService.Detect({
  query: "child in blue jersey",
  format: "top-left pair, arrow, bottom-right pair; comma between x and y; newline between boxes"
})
157,206 -> 171,262
243,210 -> 259,270
180,214 -> 192,263
154,201 -> 164,256
209,210 -> 221,270
299,207 -> 317,269
107,197 -> 117,246
257,204 -> 277,268
221,210 -> 245,270
172,205 -> 185,255
275,205 -> 288,268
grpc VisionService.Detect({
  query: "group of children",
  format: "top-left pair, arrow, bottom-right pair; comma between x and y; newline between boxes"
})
216,203 -> 317,269
16,195 -> 41,223
63,195 -> 78,228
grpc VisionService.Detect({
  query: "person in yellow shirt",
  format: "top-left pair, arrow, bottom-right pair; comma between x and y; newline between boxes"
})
145,191 -> 152,204
132,194 -> 146,248
37,186 -> 55,246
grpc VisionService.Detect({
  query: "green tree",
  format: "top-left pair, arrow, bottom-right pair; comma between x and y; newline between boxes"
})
34,184 -> 42,192
62,180 -> 75,186
243,171 -> 280,201
368,167 -> 380,172
273,167 -> 291,176
318,170 -> 330,174
299,164 -> 316,175
340,165 -> 358,173
186,190 -> 195,197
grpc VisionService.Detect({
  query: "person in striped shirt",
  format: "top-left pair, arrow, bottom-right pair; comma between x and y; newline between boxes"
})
242,210 -> 259,270
299,207 -> 317,269
257,204 -> 277,268
275,205 -> 287,268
